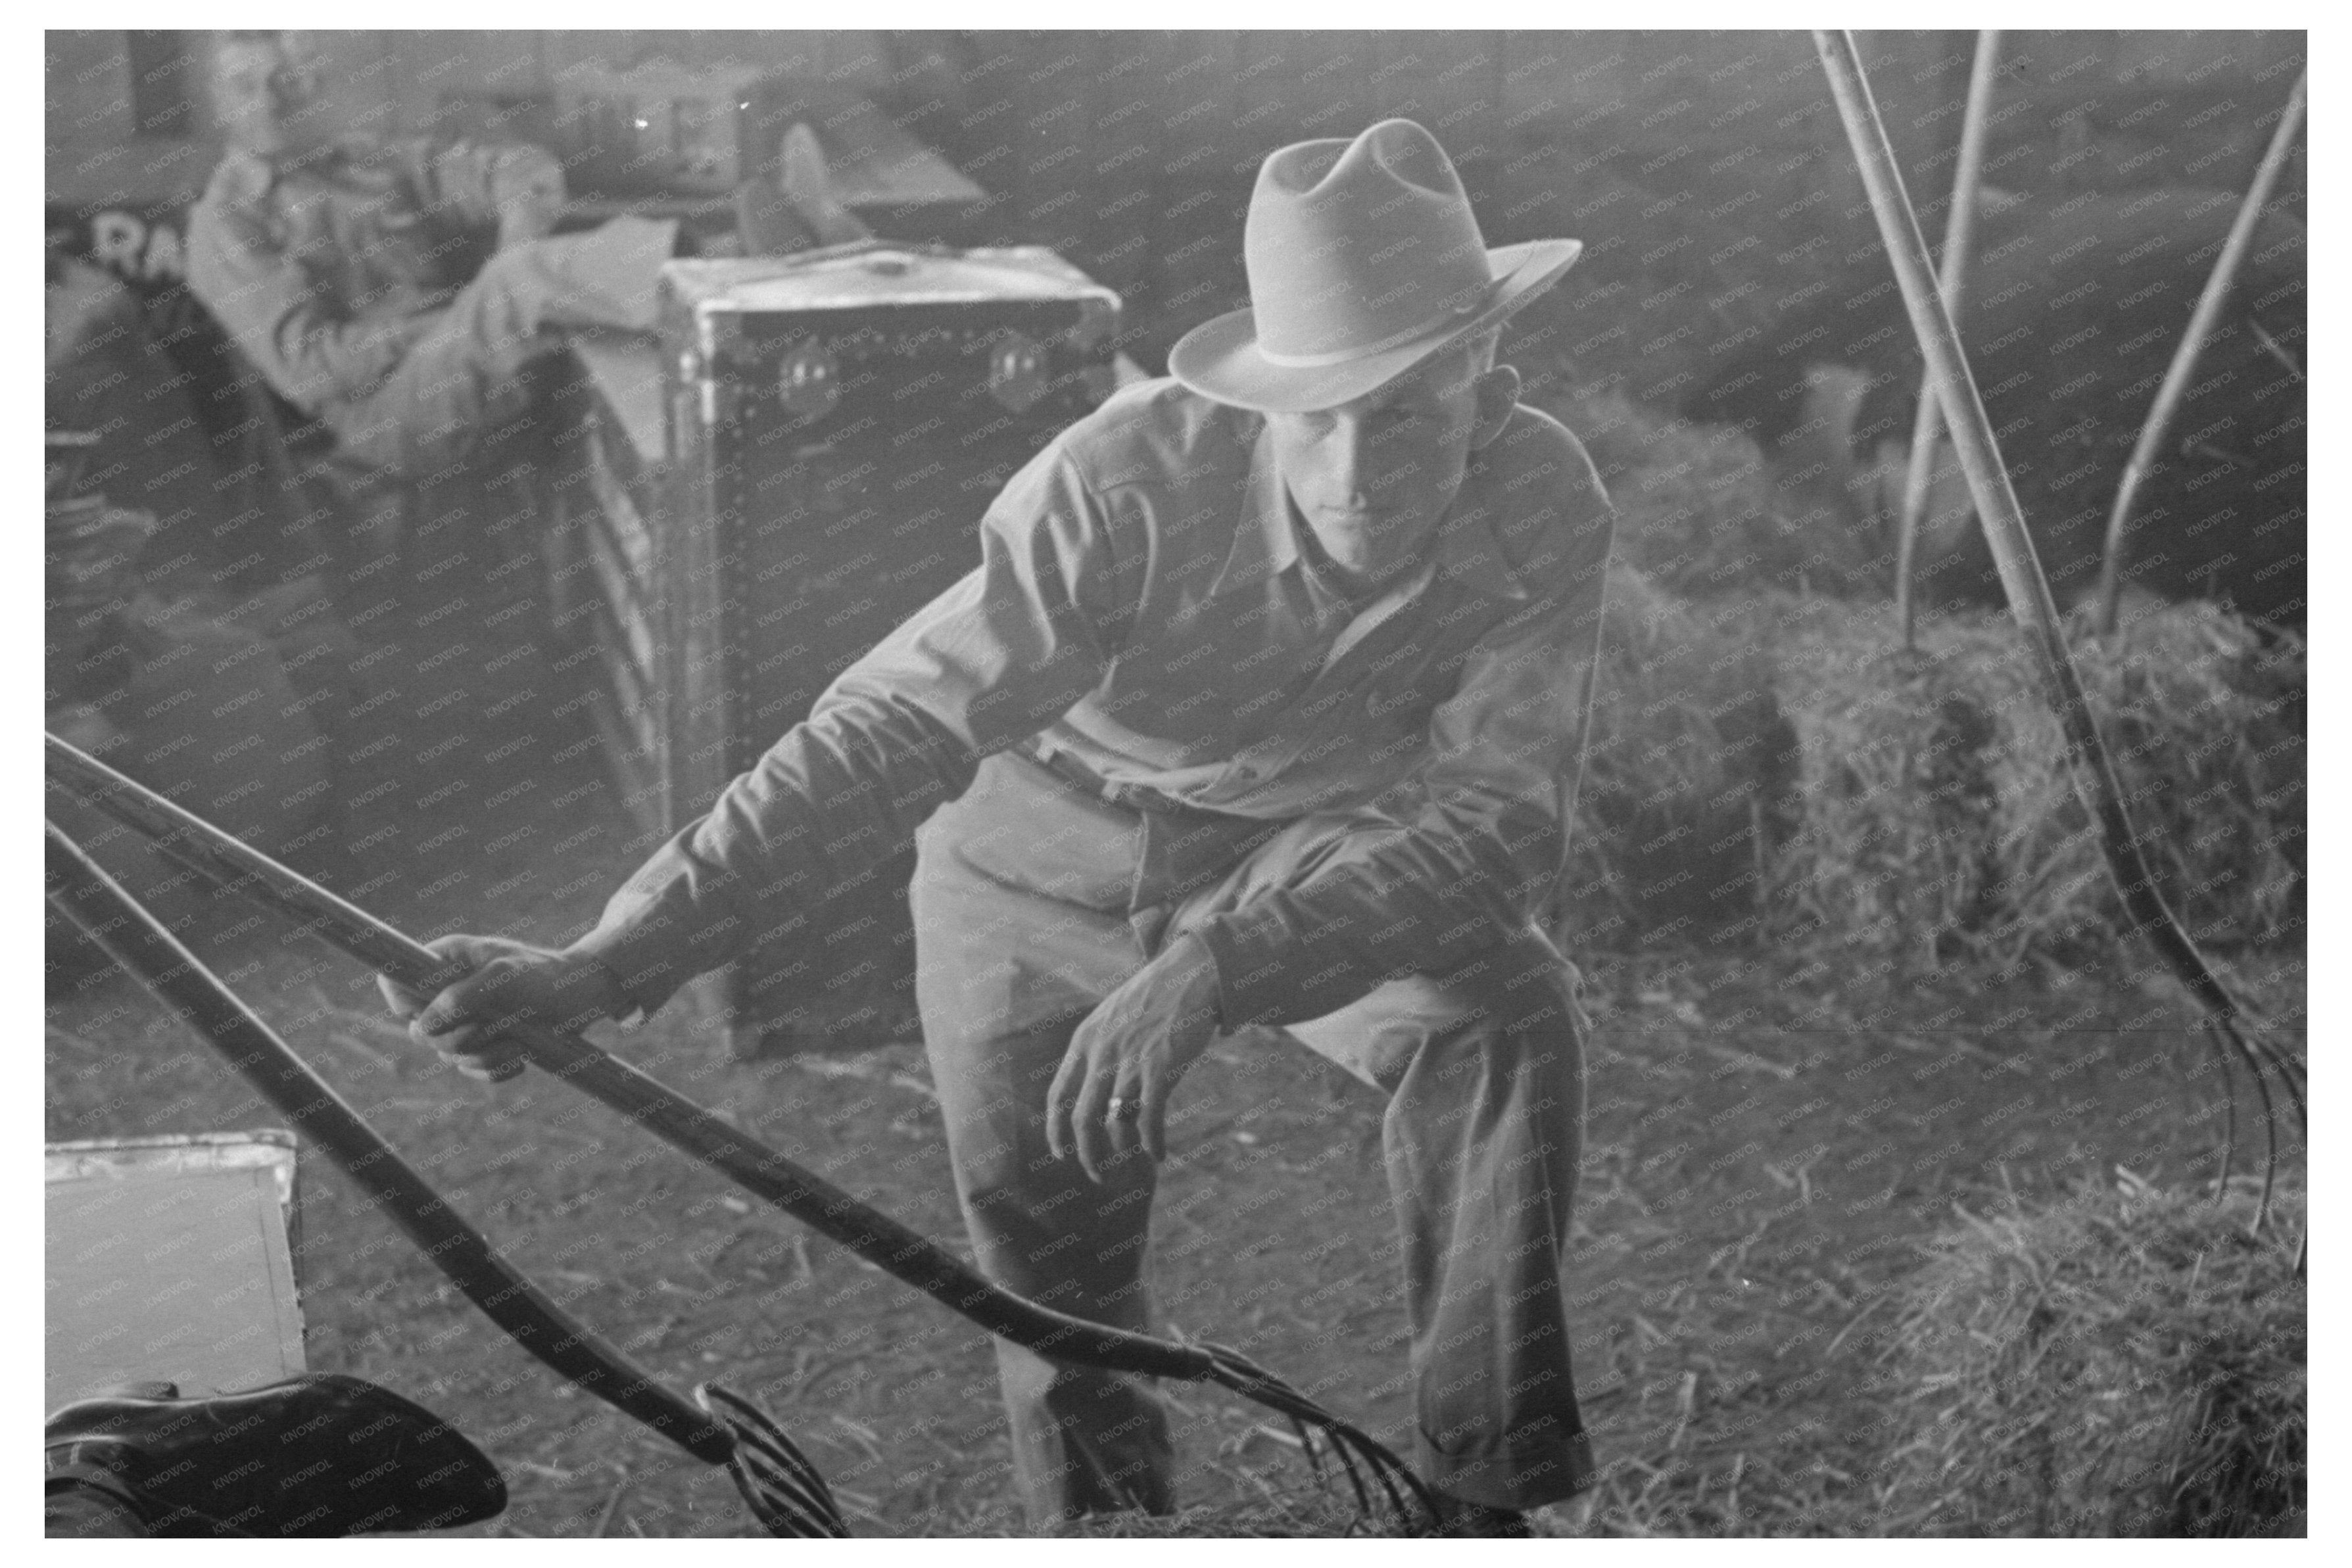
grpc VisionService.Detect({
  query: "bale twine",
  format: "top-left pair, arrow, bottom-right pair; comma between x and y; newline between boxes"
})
1558,562 -> 1792,949
1879,1177 -> 2304,1536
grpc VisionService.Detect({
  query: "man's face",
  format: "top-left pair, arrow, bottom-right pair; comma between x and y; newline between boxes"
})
211,36 -> 327,154
1266,342 -> 1497,592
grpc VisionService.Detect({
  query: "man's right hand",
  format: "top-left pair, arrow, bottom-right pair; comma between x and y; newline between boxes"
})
377,936 -> 627,1083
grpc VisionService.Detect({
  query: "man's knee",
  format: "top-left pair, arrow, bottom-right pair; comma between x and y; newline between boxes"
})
1430,943 -> 1584,1048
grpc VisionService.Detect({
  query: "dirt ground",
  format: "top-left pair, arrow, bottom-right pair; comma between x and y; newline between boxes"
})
43,564 -> 2307,1534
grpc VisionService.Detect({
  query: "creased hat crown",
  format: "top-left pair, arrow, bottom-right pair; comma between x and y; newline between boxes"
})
1246,119 -> 1497,367
1168,118 -> 1581,412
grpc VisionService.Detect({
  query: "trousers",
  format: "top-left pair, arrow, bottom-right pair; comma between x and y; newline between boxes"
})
323,216 -> 675,481
909,750 -> 1596,1524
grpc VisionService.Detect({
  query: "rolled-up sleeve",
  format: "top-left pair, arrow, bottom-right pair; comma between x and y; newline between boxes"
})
570,442 -> 1132,1016
1193,449 -> 1616,1028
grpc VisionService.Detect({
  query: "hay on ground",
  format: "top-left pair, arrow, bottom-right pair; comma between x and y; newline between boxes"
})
1879,1177 -> 2304,1536
1046,1494 -> 1420,1538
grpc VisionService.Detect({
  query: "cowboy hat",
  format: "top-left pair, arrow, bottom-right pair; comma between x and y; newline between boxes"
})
1169,118 -> 1581,414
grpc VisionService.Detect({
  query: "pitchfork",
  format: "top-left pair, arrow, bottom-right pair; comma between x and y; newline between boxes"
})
47,734 -> 1437,1531
44,819 -> 847,1539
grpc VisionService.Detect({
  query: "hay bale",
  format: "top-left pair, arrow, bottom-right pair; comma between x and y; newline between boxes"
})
1559,563 -> 1792,948
1534,385 -> 1886,600
1881,1178 -> 2304,1536
1748,596 -> 2303,966
1748,596 -> 2034,966
1987,602 -> 2305,957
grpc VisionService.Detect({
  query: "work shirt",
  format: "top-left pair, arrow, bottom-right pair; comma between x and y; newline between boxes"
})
576,377 -> 1616,1029
186,138 -> 560,416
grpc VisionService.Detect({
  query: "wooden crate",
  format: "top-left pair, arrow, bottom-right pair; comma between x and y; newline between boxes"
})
556,249 -> 1120,1059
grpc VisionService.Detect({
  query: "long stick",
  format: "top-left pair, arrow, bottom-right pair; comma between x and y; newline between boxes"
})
2090,68 -> 2307,634
1816,31 -> 2232,1015
1812,33 -> 2301,1214
44,733 -> 1429,1520
49,820 -> 855,1538
42,822 -> 735,1465
1892,29 -> 2000,649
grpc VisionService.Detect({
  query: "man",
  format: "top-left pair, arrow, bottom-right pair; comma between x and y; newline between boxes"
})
387,118 -> 1616,1534
186,32 -> 676,483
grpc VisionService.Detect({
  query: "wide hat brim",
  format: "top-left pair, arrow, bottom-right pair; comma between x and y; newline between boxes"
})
1168,237 -> 1582,414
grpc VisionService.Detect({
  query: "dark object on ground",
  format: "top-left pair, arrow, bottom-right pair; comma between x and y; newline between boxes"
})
40,815 -> 849,1541
45,1373 -> 506,1538
1879,1177 -> 2305,1536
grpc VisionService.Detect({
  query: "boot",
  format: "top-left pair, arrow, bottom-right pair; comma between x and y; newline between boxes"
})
777,124 -> 875,248
733,172 -> 822,258
44,1374 -> 506,1537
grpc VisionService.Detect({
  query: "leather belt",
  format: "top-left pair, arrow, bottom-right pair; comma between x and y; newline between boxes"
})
1019,741 -> 1205,819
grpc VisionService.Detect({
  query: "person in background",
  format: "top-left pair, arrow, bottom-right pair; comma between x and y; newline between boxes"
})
386,117 -> 1615,1536
186,31 -> 677,484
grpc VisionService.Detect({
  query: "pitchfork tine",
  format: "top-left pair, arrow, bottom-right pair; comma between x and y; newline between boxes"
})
705,1389 -> 829,1498
1201,1342 -> 1429,1527
696,1383 -> 849,1538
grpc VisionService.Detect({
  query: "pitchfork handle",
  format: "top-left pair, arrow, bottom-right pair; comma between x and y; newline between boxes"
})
45,734 -> 1212,1383
43,819 -> 738,1468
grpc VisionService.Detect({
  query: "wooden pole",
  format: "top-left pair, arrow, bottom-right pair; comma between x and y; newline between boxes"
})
1814,28 -> 2301,1230
1892,30 -> 2000,650
1813,30 -> 2240,1019
39,820 -> 742,1469
2090,68 -> 2307,634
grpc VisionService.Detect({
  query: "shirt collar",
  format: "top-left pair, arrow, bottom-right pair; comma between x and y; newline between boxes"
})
1212,423 -> 1529,605
1205,426 -> 1302,595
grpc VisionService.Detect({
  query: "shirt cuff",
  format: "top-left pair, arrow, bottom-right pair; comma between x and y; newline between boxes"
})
1193,896 -> 1329,1029
563,918 -> 698,1025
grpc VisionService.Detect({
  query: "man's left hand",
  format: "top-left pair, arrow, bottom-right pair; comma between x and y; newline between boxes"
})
1047,933 -> 1224,1182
